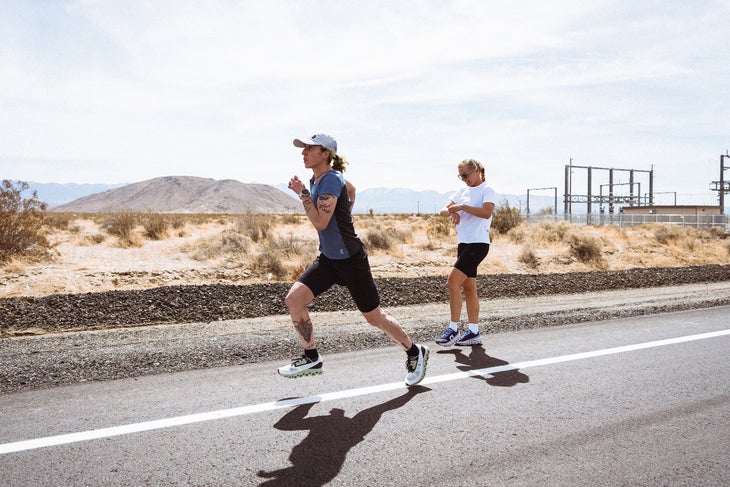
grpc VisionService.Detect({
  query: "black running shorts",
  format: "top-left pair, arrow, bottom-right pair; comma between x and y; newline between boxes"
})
298,250 -> 381,313
454,242 -> 490,278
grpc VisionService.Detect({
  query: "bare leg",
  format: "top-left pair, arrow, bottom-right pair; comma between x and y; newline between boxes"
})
361,306 -> 413,351
446,267 -> 468,323
463,277 -> 479,324
284,281 -> 316,349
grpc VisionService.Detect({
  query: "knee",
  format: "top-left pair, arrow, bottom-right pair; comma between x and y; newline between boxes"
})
446,278 -> 462,293
285,285 -> 309,311
363,308 -> 388,329
284,292 -> 298,311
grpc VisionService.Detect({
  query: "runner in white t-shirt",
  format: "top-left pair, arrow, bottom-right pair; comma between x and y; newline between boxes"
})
436,158 -> 497,347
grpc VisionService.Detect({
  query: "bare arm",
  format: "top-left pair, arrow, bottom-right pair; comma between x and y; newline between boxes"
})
439,201 -> 455,217
447,201 -> 495,219
440,201 -> 460,224
301,193 -> 338,231
288,175 -> 337,231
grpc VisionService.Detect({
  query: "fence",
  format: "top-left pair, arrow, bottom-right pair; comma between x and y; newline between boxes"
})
525,213 -> 729,229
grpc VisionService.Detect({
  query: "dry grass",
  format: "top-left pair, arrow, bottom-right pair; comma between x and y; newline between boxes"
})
0,213 -> 728,297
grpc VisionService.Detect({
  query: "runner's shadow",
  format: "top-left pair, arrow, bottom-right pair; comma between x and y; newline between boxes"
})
257,386 -> 431,486
438,346 -> 529,387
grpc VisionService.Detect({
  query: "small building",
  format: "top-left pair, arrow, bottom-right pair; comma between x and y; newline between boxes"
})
618,205 -> 725,228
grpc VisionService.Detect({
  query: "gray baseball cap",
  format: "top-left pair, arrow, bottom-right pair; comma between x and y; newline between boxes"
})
293,133 -> 337,154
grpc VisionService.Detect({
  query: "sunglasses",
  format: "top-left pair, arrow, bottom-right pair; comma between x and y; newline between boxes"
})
457,169 -> 475,181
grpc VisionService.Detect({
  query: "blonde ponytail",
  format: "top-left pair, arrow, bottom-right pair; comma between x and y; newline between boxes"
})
332,153 -> 349,173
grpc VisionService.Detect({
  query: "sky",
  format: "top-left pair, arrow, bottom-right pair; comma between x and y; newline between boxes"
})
1,0 -> 729,205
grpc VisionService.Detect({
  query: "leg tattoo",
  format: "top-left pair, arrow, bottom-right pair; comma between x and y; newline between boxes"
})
294,318 -> 315,348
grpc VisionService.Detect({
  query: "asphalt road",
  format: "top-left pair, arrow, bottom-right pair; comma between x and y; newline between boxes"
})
1,307 -> 728,486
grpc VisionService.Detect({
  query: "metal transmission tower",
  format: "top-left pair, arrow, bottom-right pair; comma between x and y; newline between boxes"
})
710,153 -> 730,215
564,162 -> 654,218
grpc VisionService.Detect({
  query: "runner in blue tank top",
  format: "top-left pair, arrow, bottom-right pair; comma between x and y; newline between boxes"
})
278,133 -> 429,387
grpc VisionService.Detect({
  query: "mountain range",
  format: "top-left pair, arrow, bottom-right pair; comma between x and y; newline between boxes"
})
25,177 -> 556,214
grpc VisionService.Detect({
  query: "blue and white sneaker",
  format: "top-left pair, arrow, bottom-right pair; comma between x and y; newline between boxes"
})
277,355 -> 323,378
455,330 -> 482,346
435,327 -> 459,347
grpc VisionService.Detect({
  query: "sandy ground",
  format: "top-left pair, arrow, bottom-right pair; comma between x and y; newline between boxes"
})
2,216 -> 729,298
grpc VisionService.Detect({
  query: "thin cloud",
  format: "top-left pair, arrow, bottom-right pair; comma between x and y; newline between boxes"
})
0,0 -> 727,206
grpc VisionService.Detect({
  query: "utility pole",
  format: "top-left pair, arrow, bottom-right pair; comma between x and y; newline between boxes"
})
721,154 -> 728,215
710,153 -> 729,215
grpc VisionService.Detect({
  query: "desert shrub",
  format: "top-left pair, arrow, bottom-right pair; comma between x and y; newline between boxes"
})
566,232 -> 604,266
219,230 -> 250,255
103,211 -> 138,245
363,227 -> 393,251
707,226 -> 728,239
0,180 -> 50,262
533,220 -> 572,243
518,245 -> 540,269
682,233 -> 698,252
289,262 -> 308,281
141,212 -> 170,240
170,215 -> 186,230
491,200 -> 524,235
190,230 -> 249,261
280,213 -> 301,225
238,212 -> 272,243
84,234 -> 106,245
44,212 -> 73,231
362,226 -> 410,251
264,233 -> 316,257
426,216 -> 451,238
653,224 -> 685,245
181,213 -> 217,226
251,250 -> 288,279
190,242 -> 218,261
649,224 -> 707,251
392,227 -> 412,244
506,223 -> 526,243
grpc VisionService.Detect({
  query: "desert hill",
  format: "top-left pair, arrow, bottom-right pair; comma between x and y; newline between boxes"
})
50,176 -> 300,214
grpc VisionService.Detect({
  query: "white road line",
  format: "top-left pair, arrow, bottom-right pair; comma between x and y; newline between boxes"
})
1,328 -> 728,455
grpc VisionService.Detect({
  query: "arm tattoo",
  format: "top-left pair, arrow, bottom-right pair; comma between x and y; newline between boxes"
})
318,194 -> 335,214
294,318 -> 315,347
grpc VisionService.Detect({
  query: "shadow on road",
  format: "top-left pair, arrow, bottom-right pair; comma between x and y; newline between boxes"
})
438,345 -> 530,387
257,385 -> 431,486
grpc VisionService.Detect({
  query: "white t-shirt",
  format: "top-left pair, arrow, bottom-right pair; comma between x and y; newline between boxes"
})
449,182 -> 497,244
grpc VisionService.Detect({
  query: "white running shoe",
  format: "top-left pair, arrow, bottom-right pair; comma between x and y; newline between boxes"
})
277,355 -> 323,378
405,345 -> 429,387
